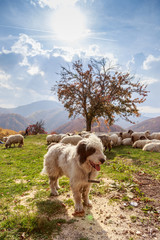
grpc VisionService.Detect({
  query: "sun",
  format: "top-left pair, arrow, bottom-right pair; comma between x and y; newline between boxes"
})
52,6 -> 87,42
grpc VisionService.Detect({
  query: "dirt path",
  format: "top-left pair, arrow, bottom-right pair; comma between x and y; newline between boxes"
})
51,177 -> 160,240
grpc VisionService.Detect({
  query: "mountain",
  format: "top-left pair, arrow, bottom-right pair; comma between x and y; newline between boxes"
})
0,100 -> 70,132
54,118 -> 124,133
127,116 -> 160,133
0,113 -> 30,132
0,100 -> 63,117
115,115 -> 150,129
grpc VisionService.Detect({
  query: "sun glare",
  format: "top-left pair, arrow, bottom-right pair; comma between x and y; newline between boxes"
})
52,6 -> 87,42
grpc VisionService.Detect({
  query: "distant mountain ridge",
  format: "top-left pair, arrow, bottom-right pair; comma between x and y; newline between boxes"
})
127,116 -> 160,133
1,100 -> 159,133
0,100 -> 70,132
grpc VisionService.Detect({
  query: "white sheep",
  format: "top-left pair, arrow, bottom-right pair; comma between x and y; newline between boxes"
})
3,136 -> 8,142
117,137 -> 122,146
143,142 -> 160,152
46,134 -> 65,144
120,130 -> 133,139
122,138 -> 133,146
131,131 -> 150,143
5,134 -> 24,148
148,132 -> 160,140
97,134 -> 112,151
133,139 -> 160,149
110,134 -> 119,146
60,135 -> 83,145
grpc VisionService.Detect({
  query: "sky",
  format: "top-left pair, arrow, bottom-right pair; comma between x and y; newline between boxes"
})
0,0 -> 160,118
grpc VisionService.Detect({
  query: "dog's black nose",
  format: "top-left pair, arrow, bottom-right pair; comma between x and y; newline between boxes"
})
99,158 -> 105,164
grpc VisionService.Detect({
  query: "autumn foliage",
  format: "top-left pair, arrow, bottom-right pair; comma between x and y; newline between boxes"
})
52,58 -> 148,131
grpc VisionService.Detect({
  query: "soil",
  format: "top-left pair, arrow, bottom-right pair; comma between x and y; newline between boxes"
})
51,176 -> 160,240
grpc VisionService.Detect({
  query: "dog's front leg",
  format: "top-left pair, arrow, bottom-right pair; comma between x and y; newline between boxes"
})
82,184 -> 92,207
71,186 -> 84,212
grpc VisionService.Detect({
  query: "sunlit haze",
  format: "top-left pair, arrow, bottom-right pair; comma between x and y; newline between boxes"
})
51,6 -> 88,42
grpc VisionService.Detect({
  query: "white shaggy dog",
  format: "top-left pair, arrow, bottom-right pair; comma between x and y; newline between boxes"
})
41,134 -> 106,214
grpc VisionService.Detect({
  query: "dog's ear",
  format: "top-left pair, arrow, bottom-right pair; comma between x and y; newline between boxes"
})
77,142 -> 87,164
86,146 -> 96,157
77,142 -> 96,164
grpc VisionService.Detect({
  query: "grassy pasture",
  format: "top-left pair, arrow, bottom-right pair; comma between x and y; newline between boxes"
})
0,134 -> 160,239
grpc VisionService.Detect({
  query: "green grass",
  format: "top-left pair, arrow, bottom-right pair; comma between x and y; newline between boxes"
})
0,135 -> 160,239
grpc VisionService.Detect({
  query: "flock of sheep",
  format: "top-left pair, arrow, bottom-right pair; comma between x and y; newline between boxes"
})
2,130 -> 160,153
46,130 -> 160,153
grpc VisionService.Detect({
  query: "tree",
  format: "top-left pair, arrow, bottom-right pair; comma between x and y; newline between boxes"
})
52,58 -> 148,131
25,120 -> 46,135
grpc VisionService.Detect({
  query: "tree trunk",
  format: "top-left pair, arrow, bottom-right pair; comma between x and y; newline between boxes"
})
86,117 -> 92,131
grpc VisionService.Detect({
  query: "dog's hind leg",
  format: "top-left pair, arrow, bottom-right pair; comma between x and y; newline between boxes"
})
49,176 -> 59,196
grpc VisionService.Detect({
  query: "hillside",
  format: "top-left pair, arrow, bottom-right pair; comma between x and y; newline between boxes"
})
54,118 -> 124,133
127,116 -> 160,133
0,101 -> 70,132
0,113 -> 30,132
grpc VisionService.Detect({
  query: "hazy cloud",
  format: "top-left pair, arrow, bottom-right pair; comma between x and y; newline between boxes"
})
139,106 -> 160,114
30,0 -> 94,9
0,70 -> 12,89
143,54 -> 160,70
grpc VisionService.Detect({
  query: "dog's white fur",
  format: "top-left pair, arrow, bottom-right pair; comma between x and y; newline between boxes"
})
41,134 -> 106,212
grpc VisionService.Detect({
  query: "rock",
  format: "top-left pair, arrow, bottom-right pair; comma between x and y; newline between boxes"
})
130,201 -> 138,207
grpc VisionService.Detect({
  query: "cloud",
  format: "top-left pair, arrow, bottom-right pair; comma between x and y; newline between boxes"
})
138,106 -> 160,114
2,34 -> 49,58
30,0 -> 93,9
52,45 -> 118,63
0,70 -> 12,89
139,76 -> 159,85
27,65 -> 44,76
143,54 -> 160,70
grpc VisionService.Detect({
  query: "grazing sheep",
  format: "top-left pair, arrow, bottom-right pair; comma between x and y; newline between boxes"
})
143,142 -> 160,152
122,138 -> 133,146
3,136 -> 8,142
131,131 -> 150,143
60,135 -> 83,145
97,134 -> 112,151
46,134 -> 65,145
5,134 -> 24,148
148,132 -> 160,140
120,130 -> 133,139
110,134 -> 119,146
117,137 -> 122,146
133,139 -> 160,149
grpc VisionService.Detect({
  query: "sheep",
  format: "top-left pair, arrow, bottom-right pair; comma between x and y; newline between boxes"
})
5,134 -> 24,148
117,137 -> 122,146
143,142 -> 160,152
110,133 -> 119,146
122,138 -> 133,146
46,134 -> 66,145
3,136 -> 8,142
97,134 -> 112,151
133,139 -> 160,149
131,130 -> 150,143
60,135 -> 83,145
119,130 -> 133,139
148,132 -> 160,140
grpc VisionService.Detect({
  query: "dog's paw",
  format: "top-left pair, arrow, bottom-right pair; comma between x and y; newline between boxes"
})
84,200 -> 92,208
50,190 -> 59,196
75,203 -> 84,213
72,210 -> 85,217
